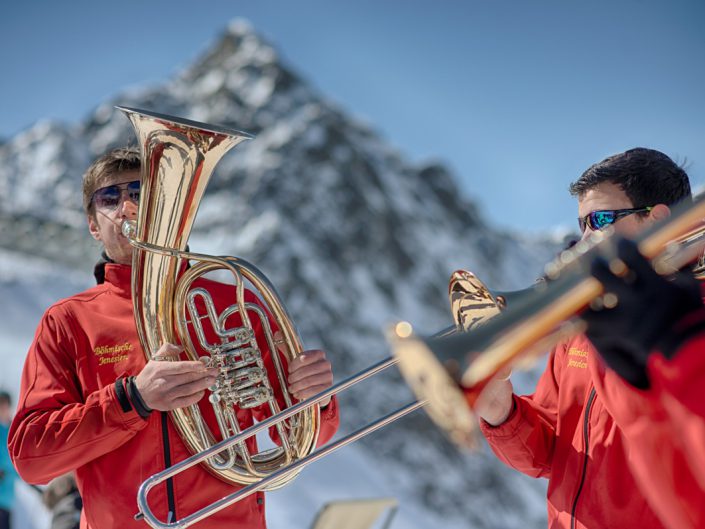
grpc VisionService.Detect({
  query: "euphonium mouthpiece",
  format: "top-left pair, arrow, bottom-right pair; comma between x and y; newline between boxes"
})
122,220 -> 137,239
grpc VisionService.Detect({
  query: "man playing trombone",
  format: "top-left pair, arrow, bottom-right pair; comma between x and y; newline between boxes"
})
8,147 -> 340,529
475,148 -> 703,529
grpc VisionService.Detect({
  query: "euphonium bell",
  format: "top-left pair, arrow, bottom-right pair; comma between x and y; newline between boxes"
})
117,107 -> 320,489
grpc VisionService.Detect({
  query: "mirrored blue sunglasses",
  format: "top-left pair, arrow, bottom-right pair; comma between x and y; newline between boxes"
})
578,207 -> 652,233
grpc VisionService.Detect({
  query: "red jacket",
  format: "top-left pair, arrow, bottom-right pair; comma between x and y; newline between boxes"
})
593,306 -> 705,529
480,334 -> 666,529
9,264 -> 339,529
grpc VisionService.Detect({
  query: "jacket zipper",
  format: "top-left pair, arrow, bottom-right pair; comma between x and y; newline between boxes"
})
161,412 -> 177,523
570,388 -> 596,529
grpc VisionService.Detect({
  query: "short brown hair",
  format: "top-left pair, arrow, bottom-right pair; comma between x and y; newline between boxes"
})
83,147 -> 141,217
569,148 -> 691,208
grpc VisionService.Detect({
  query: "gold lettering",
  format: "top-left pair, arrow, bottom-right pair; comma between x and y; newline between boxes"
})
568,348 -> 589,358
94,343 -> 133,365
567,359 -> 588,369
94,343 -> 133,356
99,354 -> 129,365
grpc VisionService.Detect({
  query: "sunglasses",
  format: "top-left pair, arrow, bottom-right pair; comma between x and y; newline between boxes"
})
92,180 -> 141,210
578,207 -> 652,233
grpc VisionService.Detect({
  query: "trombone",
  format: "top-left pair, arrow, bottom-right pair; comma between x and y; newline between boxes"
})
389,193 -> 705,449
137,358 -> 421,528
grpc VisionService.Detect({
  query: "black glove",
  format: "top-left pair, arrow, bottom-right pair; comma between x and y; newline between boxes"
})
581,237 -> 703,389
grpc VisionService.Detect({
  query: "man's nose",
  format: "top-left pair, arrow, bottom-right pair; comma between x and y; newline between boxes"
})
119,192 -> 138,218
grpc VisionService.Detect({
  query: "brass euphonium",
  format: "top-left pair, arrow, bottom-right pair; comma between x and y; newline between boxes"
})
116,107 -> 320,505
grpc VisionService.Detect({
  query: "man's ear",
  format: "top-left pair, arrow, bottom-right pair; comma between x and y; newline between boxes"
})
649,204 -> 671,223
87,214 -> 102,242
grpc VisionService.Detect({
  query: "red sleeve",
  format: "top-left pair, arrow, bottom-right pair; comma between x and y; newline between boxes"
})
610,397 -> 705,528
8,310 -> 148,484
314,397 -> 340,447
594,354 -> 705,526
645,284 -> 705,419
649,310 -> 705,419
478,345 -> 562,479
643,324 -> 705,492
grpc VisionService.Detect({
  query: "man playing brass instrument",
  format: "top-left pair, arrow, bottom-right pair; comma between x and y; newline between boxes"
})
475,148 -> 704,529
8,148 -> 340,529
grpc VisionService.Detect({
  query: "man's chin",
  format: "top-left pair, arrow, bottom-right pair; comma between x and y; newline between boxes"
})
105,247 -> 135,265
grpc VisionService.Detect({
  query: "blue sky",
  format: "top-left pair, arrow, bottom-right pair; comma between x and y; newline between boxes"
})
2,0 -> 704,233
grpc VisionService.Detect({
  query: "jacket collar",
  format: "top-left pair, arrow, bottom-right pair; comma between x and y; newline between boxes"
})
93,250 -> 115,284
103,263 -> 133,298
